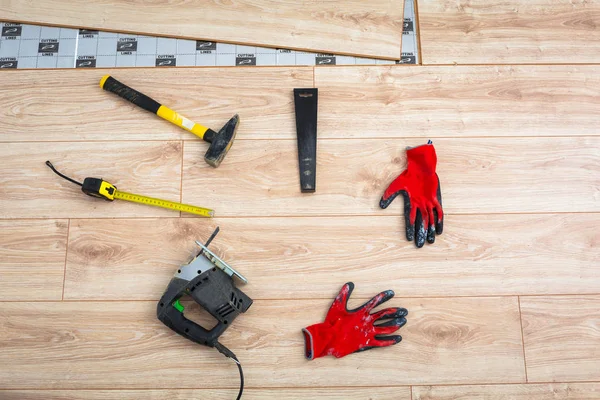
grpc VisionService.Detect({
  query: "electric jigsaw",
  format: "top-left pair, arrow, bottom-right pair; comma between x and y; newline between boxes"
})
157,227 -> 252,399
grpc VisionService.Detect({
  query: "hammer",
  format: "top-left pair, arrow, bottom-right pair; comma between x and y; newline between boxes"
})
100,75 -> 239,168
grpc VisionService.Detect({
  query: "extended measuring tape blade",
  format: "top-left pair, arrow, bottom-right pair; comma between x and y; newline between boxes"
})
114,191 -> 214,217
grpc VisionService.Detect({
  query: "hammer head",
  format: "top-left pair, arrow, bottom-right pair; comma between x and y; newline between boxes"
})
204,114 -> 239,168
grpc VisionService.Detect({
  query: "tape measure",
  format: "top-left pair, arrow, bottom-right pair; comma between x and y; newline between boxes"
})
46,161 -> 213,217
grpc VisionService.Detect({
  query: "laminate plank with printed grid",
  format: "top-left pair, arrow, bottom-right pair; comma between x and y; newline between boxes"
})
0,0 -> 404,59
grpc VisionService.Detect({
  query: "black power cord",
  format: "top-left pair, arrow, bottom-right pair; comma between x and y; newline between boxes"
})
46,161 -> 83,187
232,358 -> 244,400
215,342 -> 244,400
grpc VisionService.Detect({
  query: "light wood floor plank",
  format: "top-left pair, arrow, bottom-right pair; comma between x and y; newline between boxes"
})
0,297 -> 524,388
4,66 -> 600,142
0,387 -> 411,400
0,0 -> 404,59
0,141 -> 182,218
315,65 -> 600,138
0,219 -> 68,300
418,0 -> 600,64
182,137 -> 600,216
413,383 -> 600,400
521,296 -> 600,382
64,215 -> 599,300
0,68 -> 313,142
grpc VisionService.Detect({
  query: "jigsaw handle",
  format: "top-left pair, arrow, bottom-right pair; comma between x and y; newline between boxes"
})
159,301 -> 220,347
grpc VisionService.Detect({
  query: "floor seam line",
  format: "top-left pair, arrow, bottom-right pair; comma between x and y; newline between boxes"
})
517,296 -> 529,383
61,219 -> 71,301
4,294 -> 600,303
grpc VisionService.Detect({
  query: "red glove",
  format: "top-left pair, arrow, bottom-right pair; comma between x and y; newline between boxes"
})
302,282 -> 408,360
380,141 -> 443,248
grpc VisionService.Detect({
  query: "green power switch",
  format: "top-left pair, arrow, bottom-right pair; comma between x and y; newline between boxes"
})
173,299 -> 185,312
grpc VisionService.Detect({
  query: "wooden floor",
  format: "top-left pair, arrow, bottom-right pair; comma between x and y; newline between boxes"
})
418,0 -> 600,64
1,3 -> 600,399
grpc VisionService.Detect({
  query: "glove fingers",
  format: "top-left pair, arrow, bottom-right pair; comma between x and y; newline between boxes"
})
435,174 -> 444,235
372,307 -> 408,321
358,289 -> 395,312
380,172 -> 409,209
353,335 -> 402,355
427,225 -> 436,244
373,335 -> 403,347
374,317 -> 408,334
427,206 -> 436,244
421,206 -> 429,236
397,192 -> 414,242
436,173 -> 443,206
434,203 -> 444,235
331,282 -> 355,313
380,190 -> 415,243
379,191 -> 400,209
436,216 -> 444,235
414,208 -> 426,248
433,207 -> 443,235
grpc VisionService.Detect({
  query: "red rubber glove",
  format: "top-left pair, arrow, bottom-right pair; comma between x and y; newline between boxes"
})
380,141 -> 443,248
302,282 -> 408,360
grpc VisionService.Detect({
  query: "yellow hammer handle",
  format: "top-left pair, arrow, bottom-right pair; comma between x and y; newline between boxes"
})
100,75 -> 209,140
156,106 -> 209,139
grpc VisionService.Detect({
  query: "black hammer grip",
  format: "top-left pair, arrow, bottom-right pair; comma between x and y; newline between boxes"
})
100,75 -> 211,140
100,75 -> 161,114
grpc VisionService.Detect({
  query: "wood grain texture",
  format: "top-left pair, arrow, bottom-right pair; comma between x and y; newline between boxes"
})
0,219 -> 68,300
3,66 -> 600,142
0,0 -> 404,59
315,65 -> 600,138
0,387 -> 411,400
0,68 -> 312,142
182,137 -> 600,216
418,0 -> 600,64
64,214 -> 599,300
0,141 -> 182,218
413,383 -> 600,400
521,296 -> 600,382
1,59 -> 598,393
0,297 -> 524,388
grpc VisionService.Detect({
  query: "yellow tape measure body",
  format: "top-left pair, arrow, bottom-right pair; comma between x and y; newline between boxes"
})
81,177 -> 213,217
114,191 -> 214,217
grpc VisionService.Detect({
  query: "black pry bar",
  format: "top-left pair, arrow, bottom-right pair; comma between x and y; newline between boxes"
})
293,88 -> 318,193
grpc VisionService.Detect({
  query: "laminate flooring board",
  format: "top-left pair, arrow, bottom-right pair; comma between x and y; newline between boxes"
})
0,219 -> 68,300
0,141 -> 182,218
0,297 -> 524,388
417,0 -> 600,64
0,388 -> 411,400
64,215 -> 599,300
0,68 -> 313,142
521,296 -> 600,382
314,65 -> 600,138
3,66 -> 600,142
413,383 -> 600,400
181,137 -> 600,216
0,0 -> 404,59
